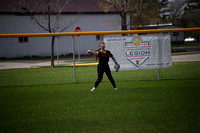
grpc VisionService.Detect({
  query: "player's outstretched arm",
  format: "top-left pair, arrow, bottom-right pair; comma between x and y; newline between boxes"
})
87,50 -> 98,56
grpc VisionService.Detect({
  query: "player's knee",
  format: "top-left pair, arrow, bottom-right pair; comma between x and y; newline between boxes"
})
97,78 -> 102,83
96,76 -> 102,82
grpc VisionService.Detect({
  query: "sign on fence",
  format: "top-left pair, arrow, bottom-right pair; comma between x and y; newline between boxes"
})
105,35 -> 172,71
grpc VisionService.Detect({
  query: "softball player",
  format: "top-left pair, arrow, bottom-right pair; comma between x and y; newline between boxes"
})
87,42 -> 119,91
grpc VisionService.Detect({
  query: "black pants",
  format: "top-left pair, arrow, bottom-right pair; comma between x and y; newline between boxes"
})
94,64 -> 116,88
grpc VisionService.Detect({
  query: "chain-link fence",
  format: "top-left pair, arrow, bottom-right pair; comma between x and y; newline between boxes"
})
0,30 -> 200,86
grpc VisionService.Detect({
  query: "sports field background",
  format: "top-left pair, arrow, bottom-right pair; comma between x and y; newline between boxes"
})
0,31 -> 200,132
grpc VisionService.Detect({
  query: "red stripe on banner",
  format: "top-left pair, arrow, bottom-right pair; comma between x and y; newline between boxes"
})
125,55 -> 151,57
141,46 -> 151,48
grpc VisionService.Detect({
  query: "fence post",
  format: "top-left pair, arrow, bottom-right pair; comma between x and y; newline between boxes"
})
77,37 -> 80,63
56,37 -> 59,65
158,68 -> 160,80
72,36 -> 76,83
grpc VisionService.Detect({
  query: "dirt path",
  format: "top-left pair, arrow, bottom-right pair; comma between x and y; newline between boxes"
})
0,53 -> 200,69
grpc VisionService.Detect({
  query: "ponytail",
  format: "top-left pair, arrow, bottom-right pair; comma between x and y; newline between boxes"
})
94,42 -> 104,61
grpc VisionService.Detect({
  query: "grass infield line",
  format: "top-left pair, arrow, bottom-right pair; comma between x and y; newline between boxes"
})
68,62 -> 98,66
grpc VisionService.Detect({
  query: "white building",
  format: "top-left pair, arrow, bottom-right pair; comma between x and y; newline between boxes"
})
0,0 -> 130,58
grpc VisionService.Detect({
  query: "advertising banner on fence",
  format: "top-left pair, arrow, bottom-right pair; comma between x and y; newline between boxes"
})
104,35 -> 172,71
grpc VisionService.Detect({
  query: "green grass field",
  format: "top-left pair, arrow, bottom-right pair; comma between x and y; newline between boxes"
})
0,62 -> 200,132
0,62 -> 200,86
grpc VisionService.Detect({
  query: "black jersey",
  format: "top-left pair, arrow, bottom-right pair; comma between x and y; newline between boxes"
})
97,50 -> 113,65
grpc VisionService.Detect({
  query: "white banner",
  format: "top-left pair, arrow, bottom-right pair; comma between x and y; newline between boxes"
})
104,35 -> 172,71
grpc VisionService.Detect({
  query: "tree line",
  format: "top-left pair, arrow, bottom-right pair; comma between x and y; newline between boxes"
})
99,0 -> 200,30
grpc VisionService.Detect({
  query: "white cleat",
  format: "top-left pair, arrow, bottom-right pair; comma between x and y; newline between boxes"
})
114,88 -> 118,90
91,87 -> 96,91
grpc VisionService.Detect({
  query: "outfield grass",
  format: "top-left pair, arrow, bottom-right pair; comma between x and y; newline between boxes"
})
0,62 -> 200,86
0,61 -> 200,132
0,79 -> 200,133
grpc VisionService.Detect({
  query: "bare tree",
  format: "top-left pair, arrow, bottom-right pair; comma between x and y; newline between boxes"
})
168,0 -> 186,25
99,0 -> 161,30
99,0 -> 130,31
130,0 -> 161,29
160,0 -> 171,23
181,0 -> 200,27
15,0 -> 75,68
130,0 -> 144,29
